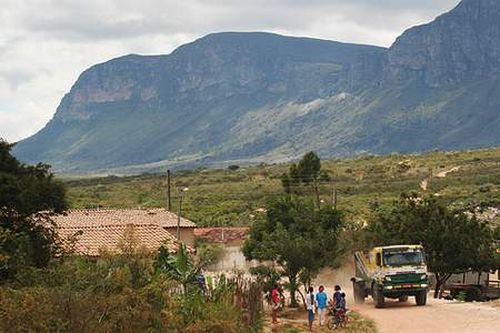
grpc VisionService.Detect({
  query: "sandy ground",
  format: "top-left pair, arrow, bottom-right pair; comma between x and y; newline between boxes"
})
313,266 -> 500,333
355,297 -> 500,333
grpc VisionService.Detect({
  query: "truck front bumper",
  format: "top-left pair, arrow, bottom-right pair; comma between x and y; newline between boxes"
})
382,282 -> 428,297
383,283 -> 428,291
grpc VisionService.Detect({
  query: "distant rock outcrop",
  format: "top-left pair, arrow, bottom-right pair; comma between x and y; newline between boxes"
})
386,0 -> 500,87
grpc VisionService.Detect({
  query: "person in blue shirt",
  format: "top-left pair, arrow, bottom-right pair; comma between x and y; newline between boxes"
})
316,285 -> 328,326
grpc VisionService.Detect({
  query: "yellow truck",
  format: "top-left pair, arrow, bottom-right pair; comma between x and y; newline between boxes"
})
351,245 -> 429,308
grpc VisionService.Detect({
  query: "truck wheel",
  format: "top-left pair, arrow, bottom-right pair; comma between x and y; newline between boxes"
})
354,283 -> 365,304
374,288 -> 385,308
415,291 -> 427,306
398,295 -> 409,302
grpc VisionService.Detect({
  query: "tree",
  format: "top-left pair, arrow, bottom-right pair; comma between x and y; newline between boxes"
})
0,140 -> 66,280
280,151 -> 330,208
366,194 -> 496,298
243,196 -> 343,307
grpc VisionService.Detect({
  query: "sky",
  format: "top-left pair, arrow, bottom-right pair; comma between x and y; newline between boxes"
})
0,0 -> 460,142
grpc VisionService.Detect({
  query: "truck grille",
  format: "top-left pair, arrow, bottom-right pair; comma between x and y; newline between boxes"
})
389,274 -> 422,283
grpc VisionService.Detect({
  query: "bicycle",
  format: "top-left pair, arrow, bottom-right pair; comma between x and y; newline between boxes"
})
327,307 -> 348,330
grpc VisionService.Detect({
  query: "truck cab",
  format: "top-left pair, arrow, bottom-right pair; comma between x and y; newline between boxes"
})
352,245 -> 429,308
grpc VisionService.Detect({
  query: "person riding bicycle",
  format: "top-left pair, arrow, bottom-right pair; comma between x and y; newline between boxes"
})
332,285 -> 346,312
327,285 -> 348,329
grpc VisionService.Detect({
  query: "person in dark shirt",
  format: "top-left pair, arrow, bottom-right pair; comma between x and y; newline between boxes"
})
333,285 -> 346,310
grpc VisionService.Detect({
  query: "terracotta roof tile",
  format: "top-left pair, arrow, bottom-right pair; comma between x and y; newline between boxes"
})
58,223 -> 183,256
53,208 -> 197,228
54,209 -> 196,256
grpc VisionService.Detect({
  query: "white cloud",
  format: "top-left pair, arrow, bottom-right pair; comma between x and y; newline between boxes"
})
0,0 -> 460,142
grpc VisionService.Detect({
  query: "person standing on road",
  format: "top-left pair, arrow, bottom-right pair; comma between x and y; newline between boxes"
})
306,286 -> 315,331
271,284 -> 281,324
316,285 -> 328,326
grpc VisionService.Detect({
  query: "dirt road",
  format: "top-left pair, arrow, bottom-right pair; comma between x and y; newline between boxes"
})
355,296 -> 500,333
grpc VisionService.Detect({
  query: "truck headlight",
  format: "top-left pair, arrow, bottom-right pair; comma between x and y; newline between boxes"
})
384,285 -> 393,290
420,274 -> 427,280
385,276 -> 392,282
421,284 -> 428,288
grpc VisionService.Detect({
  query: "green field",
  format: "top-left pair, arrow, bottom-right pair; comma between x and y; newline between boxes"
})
65,148 -> 500,227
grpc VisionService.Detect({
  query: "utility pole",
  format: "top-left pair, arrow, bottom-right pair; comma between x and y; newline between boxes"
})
176,187 -> 189,240
166,169 -> 171,211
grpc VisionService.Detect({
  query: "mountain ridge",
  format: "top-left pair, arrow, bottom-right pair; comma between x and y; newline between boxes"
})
13,0 -> 500,174
385,0 -> 500,86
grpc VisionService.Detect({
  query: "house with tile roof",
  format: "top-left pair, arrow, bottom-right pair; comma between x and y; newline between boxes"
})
54,209 -> 197,256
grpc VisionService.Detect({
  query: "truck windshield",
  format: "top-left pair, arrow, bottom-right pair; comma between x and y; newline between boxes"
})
383,249 -> 424,267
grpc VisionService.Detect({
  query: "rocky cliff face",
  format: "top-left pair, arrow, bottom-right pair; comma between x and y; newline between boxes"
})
386,0 -> 500,87
55,55 -> 165,122
55,33 -> 384,123
168,33 -> 385,100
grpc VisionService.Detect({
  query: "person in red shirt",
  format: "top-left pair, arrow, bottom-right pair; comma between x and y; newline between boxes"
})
271,284 -> 281,324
